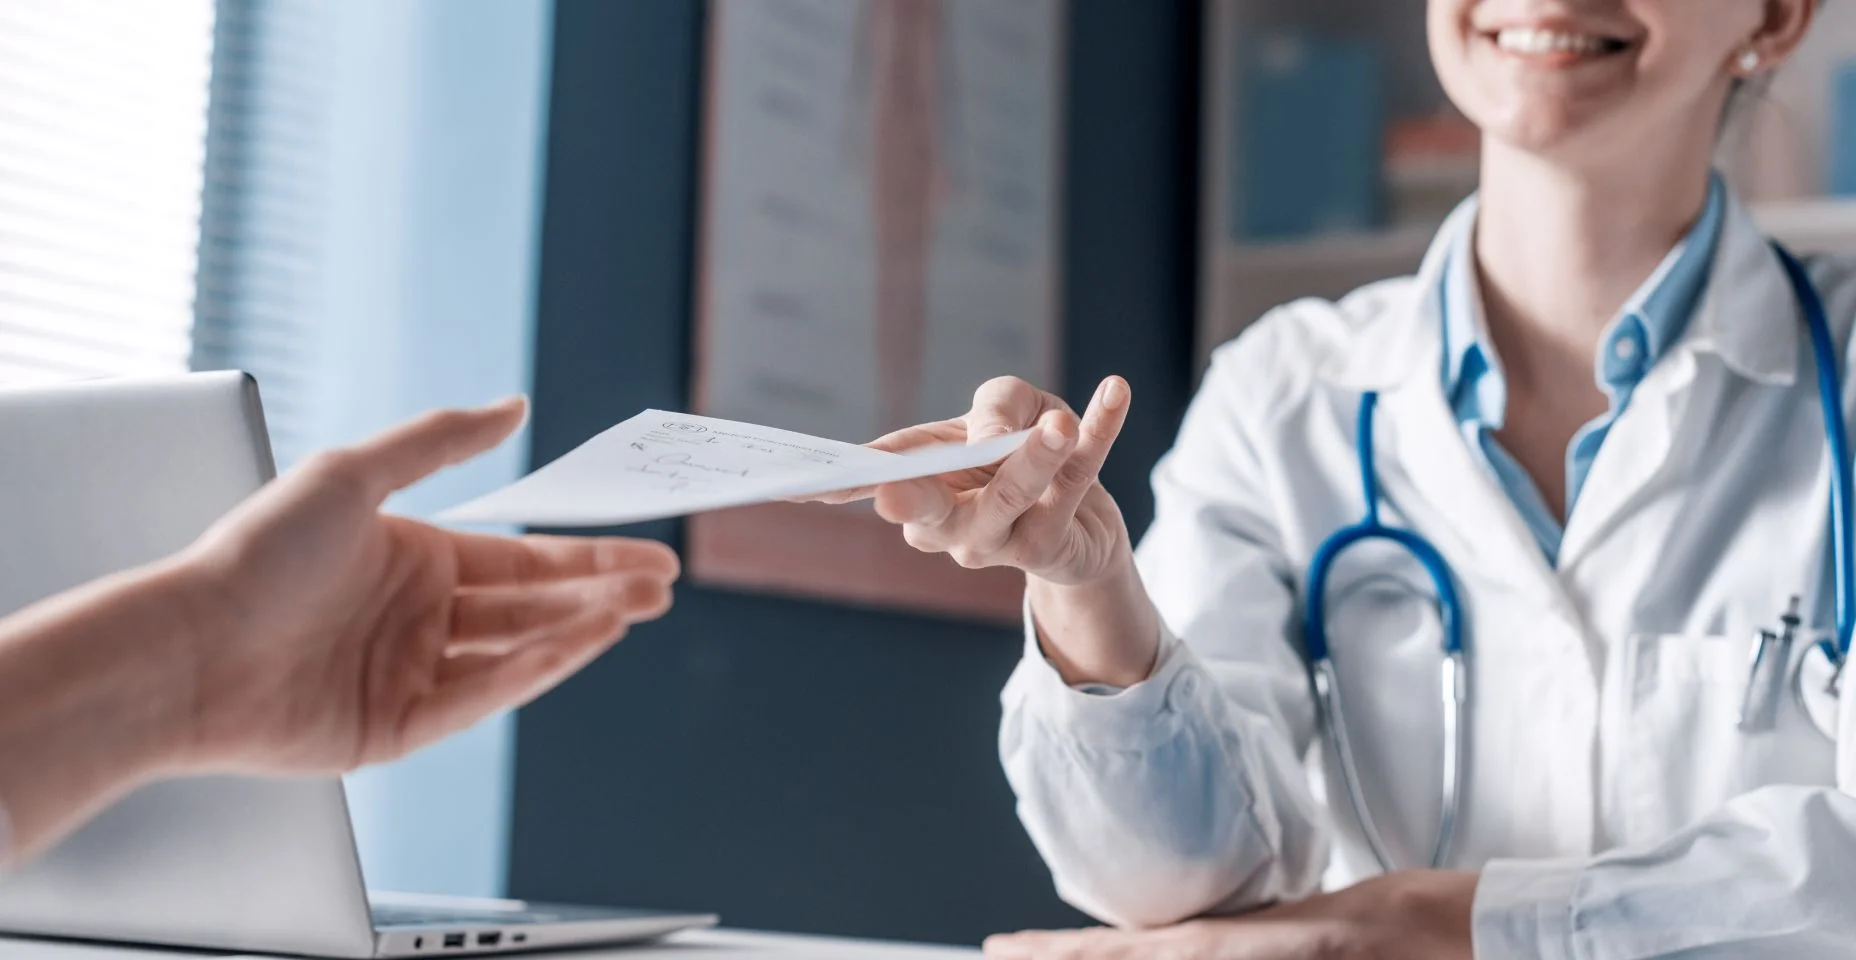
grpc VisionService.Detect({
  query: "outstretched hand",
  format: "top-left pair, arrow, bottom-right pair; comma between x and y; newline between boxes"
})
178,398 -> 681,772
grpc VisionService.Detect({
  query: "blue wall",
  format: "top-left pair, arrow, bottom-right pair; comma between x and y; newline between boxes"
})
510,0 -> 1200,945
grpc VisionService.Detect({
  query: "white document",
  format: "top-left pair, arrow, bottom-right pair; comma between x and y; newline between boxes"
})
438,410 -> 1029,527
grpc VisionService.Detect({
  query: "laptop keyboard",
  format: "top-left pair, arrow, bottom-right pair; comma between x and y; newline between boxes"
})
371,903 -> 562,928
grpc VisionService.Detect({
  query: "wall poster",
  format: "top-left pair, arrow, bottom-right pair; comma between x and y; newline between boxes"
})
691,0 -> 1067,622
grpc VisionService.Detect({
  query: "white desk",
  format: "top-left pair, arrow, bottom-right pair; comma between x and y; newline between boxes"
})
1,929 -> 980,959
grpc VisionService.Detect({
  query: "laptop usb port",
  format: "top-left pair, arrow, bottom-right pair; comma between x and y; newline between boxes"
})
477,933 -> 503,947
442,933 -> 465,949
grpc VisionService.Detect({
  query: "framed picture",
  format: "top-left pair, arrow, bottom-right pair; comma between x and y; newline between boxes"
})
689,0 -> 1068,623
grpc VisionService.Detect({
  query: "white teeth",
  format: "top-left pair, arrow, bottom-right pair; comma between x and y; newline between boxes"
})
1495,27 -> 1612,56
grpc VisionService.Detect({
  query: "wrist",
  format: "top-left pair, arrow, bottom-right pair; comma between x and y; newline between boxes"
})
1027,549 -> 1160,687
0,560 -> 212,856
103,558 -> 227,773
1382,870 -> 1478,959
154,548 -> 256,770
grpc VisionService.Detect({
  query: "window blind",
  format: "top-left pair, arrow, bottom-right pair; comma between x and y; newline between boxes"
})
0,0 -> 215,384
190,0 -> 325,469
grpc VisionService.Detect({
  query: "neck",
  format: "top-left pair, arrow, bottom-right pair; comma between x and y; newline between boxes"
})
1473,139 -> 1714,389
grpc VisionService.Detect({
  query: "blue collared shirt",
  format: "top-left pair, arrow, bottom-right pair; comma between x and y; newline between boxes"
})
1441,174 -> 1727,565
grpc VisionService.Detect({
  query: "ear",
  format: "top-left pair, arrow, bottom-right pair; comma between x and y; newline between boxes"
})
1736,0 -> 1818,78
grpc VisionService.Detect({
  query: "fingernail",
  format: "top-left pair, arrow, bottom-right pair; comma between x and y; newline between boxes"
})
1099,378 -> 1127,410
1041,423 -> 1067,450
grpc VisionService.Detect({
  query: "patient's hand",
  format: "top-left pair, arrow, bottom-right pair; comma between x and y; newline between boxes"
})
178,398 -> 680,772
0,398 -> 680,865
982,870 -> 1476,960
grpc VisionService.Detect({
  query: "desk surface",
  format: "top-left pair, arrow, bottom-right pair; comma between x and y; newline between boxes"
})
2,929 -> 981,959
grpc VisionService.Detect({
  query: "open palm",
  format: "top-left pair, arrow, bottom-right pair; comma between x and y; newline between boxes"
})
179,400 -> 679,773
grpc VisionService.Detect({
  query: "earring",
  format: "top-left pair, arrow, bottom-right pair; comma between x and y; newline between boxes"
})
1739,48 -> 1763,74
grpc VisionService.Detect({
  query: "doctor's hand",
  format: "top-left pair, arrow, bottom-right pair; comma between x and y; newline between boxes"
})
817,376 -> 1160,687
818,375 -> 1135,586
981,871 -> 1477,960
176,398 -> 680,773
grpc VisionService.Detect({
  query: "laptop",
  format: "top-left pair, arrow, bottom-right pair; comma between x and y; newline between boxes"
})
0,373 -> 716,957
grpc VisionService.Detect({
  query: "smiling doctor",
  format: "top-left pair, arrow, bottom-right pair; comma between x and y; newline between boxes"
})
822,0 -> 1856,957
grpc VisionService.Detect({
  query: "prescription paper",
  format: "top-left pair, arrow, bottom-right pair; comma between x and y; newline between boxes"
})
438,410 -> 1029,527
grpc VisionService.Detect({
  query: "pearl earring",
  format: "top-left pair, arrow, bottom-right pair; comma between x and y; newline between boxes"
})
1739,49 -> 1762,73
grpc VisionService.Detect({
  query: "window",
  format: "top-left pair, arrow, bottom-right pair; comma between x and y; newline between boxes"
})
190,0 -> 323,469
0,0 -> 216,384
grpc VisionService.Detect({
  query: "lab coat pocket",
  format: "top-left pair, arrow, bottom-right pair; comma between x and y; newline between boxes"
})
1621,632 -> 1837,841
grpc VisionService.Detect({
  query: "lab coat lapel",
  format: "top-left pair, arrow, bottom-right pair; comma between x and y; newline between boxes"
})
1554,354 -> 1689,569
1558,196 -> 1801,568
1375,377 -> 1565,608
1320,199 -> 1566,608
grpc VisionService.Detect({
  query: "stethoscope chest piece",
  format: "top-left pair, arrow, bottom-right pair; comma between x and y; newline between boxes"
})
1798,641 -> 1842,740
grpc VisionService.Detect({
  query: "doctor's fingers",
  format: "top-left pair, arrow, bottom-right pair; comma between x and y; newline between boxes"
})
1044,377 -> 1130,517
962,409 -> 1078,542
874,476 -> 957,527
807,418 -> 968,504
966,376 -> 1067,441
885,411 -> 1076,561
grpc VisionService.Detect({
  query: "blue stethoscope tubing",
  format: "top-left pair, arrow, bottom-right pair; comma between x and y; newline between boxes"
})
1776,244 -> 1856,670
1304,240 -> 1851,873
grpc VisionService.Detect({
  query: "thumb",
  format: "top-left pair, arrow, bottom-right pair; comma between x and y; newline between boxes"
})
345,397 -> 529,502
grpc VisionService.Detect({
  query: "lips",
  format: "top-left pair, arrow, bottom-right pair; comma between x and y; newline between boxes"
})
1479,21 -> 1636,63
1495,26 -> 1630,54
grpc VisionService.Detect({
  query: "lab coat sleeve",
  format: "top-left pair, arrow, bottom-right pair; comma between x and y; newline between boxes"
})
1472,786 -> 1856,959
999,337 -> 1330,929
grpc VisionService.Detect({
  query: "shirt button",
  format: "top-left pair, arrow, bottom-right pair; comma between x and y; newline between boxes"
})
1169,671 -> 1201,711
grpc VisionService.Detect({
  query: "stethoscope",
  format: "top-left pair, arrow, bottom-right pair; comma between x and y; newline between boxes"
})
1304,241 -> 1851,873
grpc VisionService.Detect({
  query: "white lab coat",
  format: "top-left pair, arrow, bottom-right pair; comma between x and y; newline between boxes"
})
1000,193 -> 1856,959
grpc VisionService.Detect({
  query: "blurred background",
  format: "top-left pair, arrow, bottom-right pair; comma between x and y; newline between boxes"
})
3,0 -> 1855,947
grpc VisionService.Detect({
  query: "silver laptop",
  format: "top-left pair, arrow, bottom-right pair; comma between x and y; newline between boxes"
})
0,373 -> 715,957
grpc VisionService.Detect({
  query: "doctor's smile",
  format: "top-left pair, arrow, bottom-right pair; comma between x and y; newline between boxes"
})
1472,11 -> 1641,64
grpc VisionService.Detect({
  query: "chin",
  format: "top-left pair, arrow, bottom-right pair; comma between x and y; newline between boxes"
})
1462,88 -> 1629,162
1480,109 -> 1591,155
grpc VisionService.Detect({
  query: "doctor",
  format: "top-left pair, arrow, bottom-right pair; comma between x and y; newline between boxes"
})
834,0 -> 1856,956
